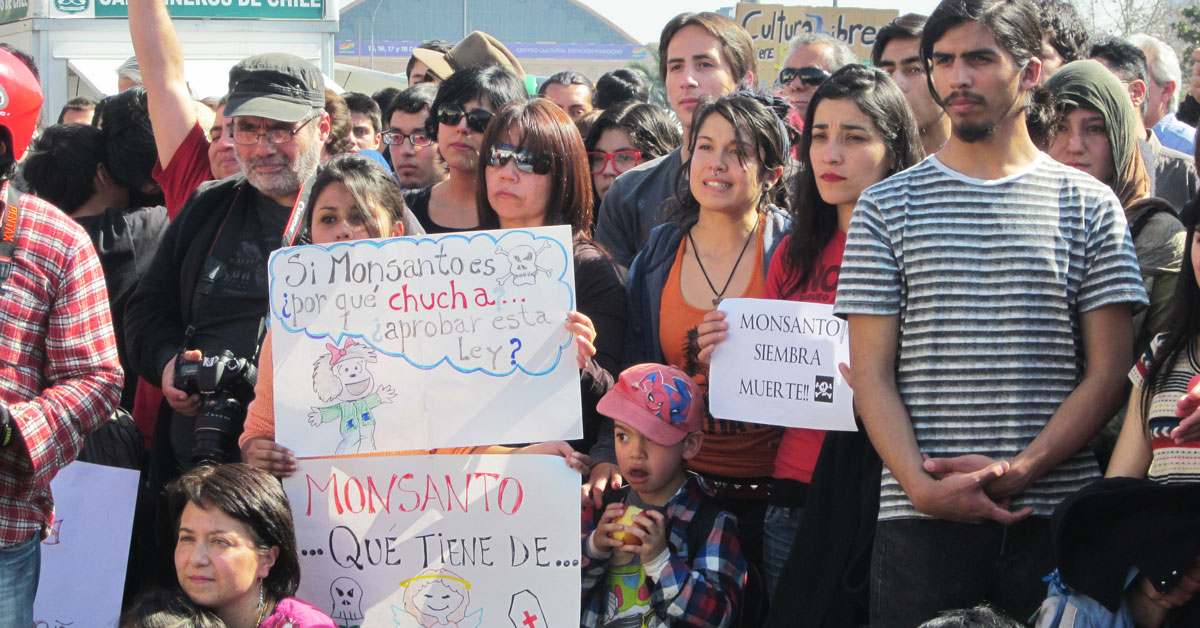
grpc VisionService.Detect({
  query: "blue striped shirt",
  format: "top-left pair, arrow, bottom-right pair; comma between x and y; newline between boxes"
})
834,153 -> 1148,519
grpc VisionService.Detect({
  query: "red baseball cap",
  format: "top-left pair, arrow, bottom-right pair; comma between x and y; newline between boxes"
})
597,363 -> 703,446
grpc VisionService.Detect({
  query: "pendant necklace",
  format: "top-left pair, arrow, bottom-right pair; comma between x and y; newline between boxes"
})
688,213 -> 760,307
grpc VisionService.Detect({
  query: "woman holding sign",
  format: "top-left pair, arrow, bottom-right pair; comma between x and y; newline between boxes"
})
476,97 -> 627,458
694,66 -> 925,603
597,92 -> 796,581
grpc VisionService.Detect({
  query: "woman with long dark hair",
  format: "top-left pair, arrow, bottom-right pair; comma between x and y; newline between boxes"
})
583,101 -> 681,206
696,65 -> 924,602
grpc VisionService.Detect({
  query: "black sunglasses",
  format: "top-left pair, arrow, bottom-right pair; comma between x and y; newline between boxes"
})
778,66 -> 831,88
486,143 -> 552,175
436,103 -> 494,134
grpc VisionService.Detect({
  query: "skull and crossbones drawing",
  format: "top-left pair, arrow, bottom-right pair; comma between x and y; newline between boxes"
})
330,577 -> 364,626
814,376 -> 834,403
495,242 -> 552,286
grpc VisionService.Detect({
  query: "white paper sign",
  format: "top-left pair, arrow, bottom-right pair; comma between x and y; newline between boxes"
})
34,461 -> 139,628
709,298 -> 856,431
269,226 -> 582,456
284,455 -> 580,628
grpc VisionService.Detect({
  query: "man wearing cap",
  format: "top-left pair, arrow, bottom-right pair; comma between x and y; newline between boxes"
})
125,52 -> 330,491
0,47 -> 122,625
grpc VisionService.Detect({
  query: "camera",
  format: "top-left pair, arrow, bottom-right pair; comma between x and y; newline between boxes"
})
173,350 -> 258,465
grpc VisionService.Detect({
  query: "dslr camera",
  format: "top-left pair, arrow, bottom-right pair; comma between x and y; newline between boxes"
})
173,350 -> 258,464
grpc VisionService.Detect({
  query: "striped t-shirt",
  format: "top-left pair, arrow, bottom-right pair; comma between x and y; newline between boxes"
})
1129,334 -> 1200,485
834,153 -> 1148,520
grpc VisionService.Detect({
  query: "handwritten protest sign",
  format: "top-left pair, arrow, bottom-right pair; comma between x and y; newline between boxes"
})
269,226 -> 581,456
709,298 -> 856,431
35,461 -> 139,628
284,454 -> 580,628
735,2 -> 898,88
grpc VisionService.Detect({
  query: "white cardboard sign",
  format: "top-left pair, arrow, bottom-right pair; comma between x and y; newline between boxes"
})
284,455 -> 580,628
269,226 -> 582,456
34,461 -> 139,628
709,298 -> 856,431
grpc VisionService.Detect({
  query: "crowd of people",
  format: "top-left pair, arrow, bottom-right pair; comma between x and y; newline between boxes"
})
2,0 -> 1200,626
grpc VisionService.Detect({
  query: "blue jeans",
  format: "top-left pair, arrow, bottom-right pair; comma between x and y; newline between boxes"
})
870,517 -> 1051,628
762,503 -> 803,603
0,534 -> 41,628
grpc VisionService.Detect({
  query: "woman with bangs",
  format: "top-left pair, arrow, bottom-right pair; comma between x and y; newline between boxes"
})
594,92 -> 795,580
695,66 -> 925,605
583,101 -> 682,207
1046,60 -> 1186,358
476,97 -> 627,457
402,65 -> 527,234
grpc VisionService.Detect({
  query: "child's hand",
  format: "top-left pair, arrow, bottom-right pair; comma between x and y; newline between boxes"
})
592,502 -> 628,553
307,408 -> 321,426
241,437 -> 298,478
515,440 -> 591,473
624,510 -> 669,563
378,384 -> 397,403
582,462 -> 623,509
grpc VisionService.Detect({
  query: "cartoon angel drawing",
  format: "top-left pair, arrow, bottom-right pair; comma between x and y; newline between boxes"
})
392,568 -> 483,628
308,339 -> 396,455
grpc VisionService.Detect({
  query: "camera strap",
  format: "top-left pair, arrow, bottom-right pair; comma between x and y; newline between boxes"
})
0,181 -> 23,293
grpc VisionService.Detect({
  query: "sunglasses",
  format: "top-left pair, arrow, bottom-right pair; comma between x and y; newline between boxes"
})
436,103 -> 494,134
778,66 -> 831,88
486,143 -> 552,175
587,150 -> 642,174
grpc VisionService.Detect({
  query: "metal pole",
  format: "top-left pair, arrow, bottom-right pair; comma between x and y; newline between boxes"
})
370,0 -> 384,70
463,0 -> 468,39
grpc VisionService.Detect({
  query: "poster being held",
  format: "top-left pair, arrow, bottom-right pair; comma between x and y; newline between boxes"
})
708,298 -> 856,431
34,461 -> 139,628
269,225 -> 582,456
283,454 -> 580,628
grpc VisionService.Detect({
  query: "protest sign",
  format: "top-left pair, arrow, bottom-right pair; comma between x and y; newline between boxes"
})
735,2 -> 898,88
34,461 -> 139,628
269,226 -> 581,456
708,298 -> 856,431
284,454 -> 580,628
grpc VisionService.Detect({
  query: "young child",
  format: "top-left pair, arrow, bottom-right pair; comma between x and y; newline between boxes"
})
582,364 -> 746,628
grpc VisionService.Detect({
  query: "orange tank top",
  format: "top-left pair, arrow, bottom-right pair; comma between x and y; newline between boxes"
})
658,221 -> 782,479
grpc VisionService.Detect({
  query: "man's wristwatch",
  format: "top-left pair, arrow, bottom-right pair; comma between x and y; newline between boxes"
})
0,401 -> 12,448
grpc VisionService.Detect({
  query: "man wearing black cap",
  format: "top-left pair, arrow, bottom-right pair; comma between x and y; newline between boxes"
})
125,52 -> 330,490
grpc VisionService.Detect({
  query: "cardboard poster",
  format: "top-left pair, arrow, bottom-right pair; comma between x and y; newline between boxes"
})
284,455 -> 580,628
735,2 -> 899,88
269,226 -> 582,456
708,298 -> 856,431
34,461 -> 139,628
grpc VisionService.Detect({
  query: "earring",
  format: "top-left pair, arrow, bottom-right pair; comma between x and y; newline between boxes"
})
257,581 -> 265,613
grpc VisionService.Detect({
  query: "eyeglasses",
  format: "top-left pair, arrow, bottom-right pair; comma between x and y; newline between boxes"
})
382,129 -> 432,147
587,150 -> 642,174
778,66 -> 831,88
231,116 -> 316,145
486,143 -> 552,175
436,103 -> 494,134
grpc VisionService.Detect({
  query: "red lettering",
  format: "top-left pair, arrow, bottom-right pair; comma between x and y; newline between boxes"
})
343,477 -> 366,514
473,473 -> 500,511
395,473 -> 421,512
423,474 -> 445,511
304,473 -> 341,516
498,477 -> 523,514
445,474 -> 470,512
1,204 -> 16,243
366,474 -> 396,514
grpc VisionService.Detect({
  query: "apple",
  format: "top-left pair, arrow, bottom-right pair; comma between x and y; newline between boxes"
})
609,505 -> 645,546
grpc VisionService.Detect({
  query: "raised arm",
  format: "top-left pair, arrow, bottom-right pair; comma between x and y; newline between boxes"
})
128,0 -> 197,168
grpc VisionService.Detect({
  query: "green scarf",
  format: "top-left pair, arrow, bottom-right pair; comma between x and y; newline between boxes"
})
1045,59 -> 1141,186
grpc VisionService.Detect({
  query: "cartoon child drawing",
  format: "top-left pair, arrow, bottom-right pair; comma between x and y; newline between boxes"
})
392,568 -> 482,628
308,338 -> 396,455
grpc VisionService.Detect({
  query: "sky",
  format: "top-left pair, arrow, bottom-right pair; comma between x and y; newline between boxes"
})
575,0 -> 944,43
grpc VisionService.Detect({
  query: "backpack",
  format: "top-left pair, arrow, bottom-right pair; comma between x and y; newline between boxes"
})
599,485 -> 765,627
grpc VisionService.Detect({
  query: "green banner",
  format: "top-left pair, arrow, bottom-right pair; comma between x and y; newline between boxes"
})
94,0 -> 323,19
0,0 -> 29,24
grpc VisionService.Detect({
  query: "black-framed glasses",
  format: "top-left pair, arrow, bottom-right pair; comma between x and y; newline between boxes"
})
231,116 -> 316,145
587,150 -> 642,174
436,103 -> 494,134
382,129 -> 432,147
486,143 -> 552,175
778,66 -> 831,88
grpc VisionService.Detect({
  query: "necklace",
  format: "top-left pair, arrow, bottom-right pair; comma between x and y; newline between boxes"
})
687,213 -> 760,306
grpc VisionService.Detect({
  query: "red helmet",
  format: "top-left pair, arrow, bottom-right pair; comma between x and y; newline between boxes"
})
0,48 -> 41,161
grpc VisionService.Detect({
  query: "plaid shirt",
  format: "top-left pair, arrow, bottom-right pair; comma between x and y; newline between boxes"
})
0,182 -> 121,547
581,475 -> 746,628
